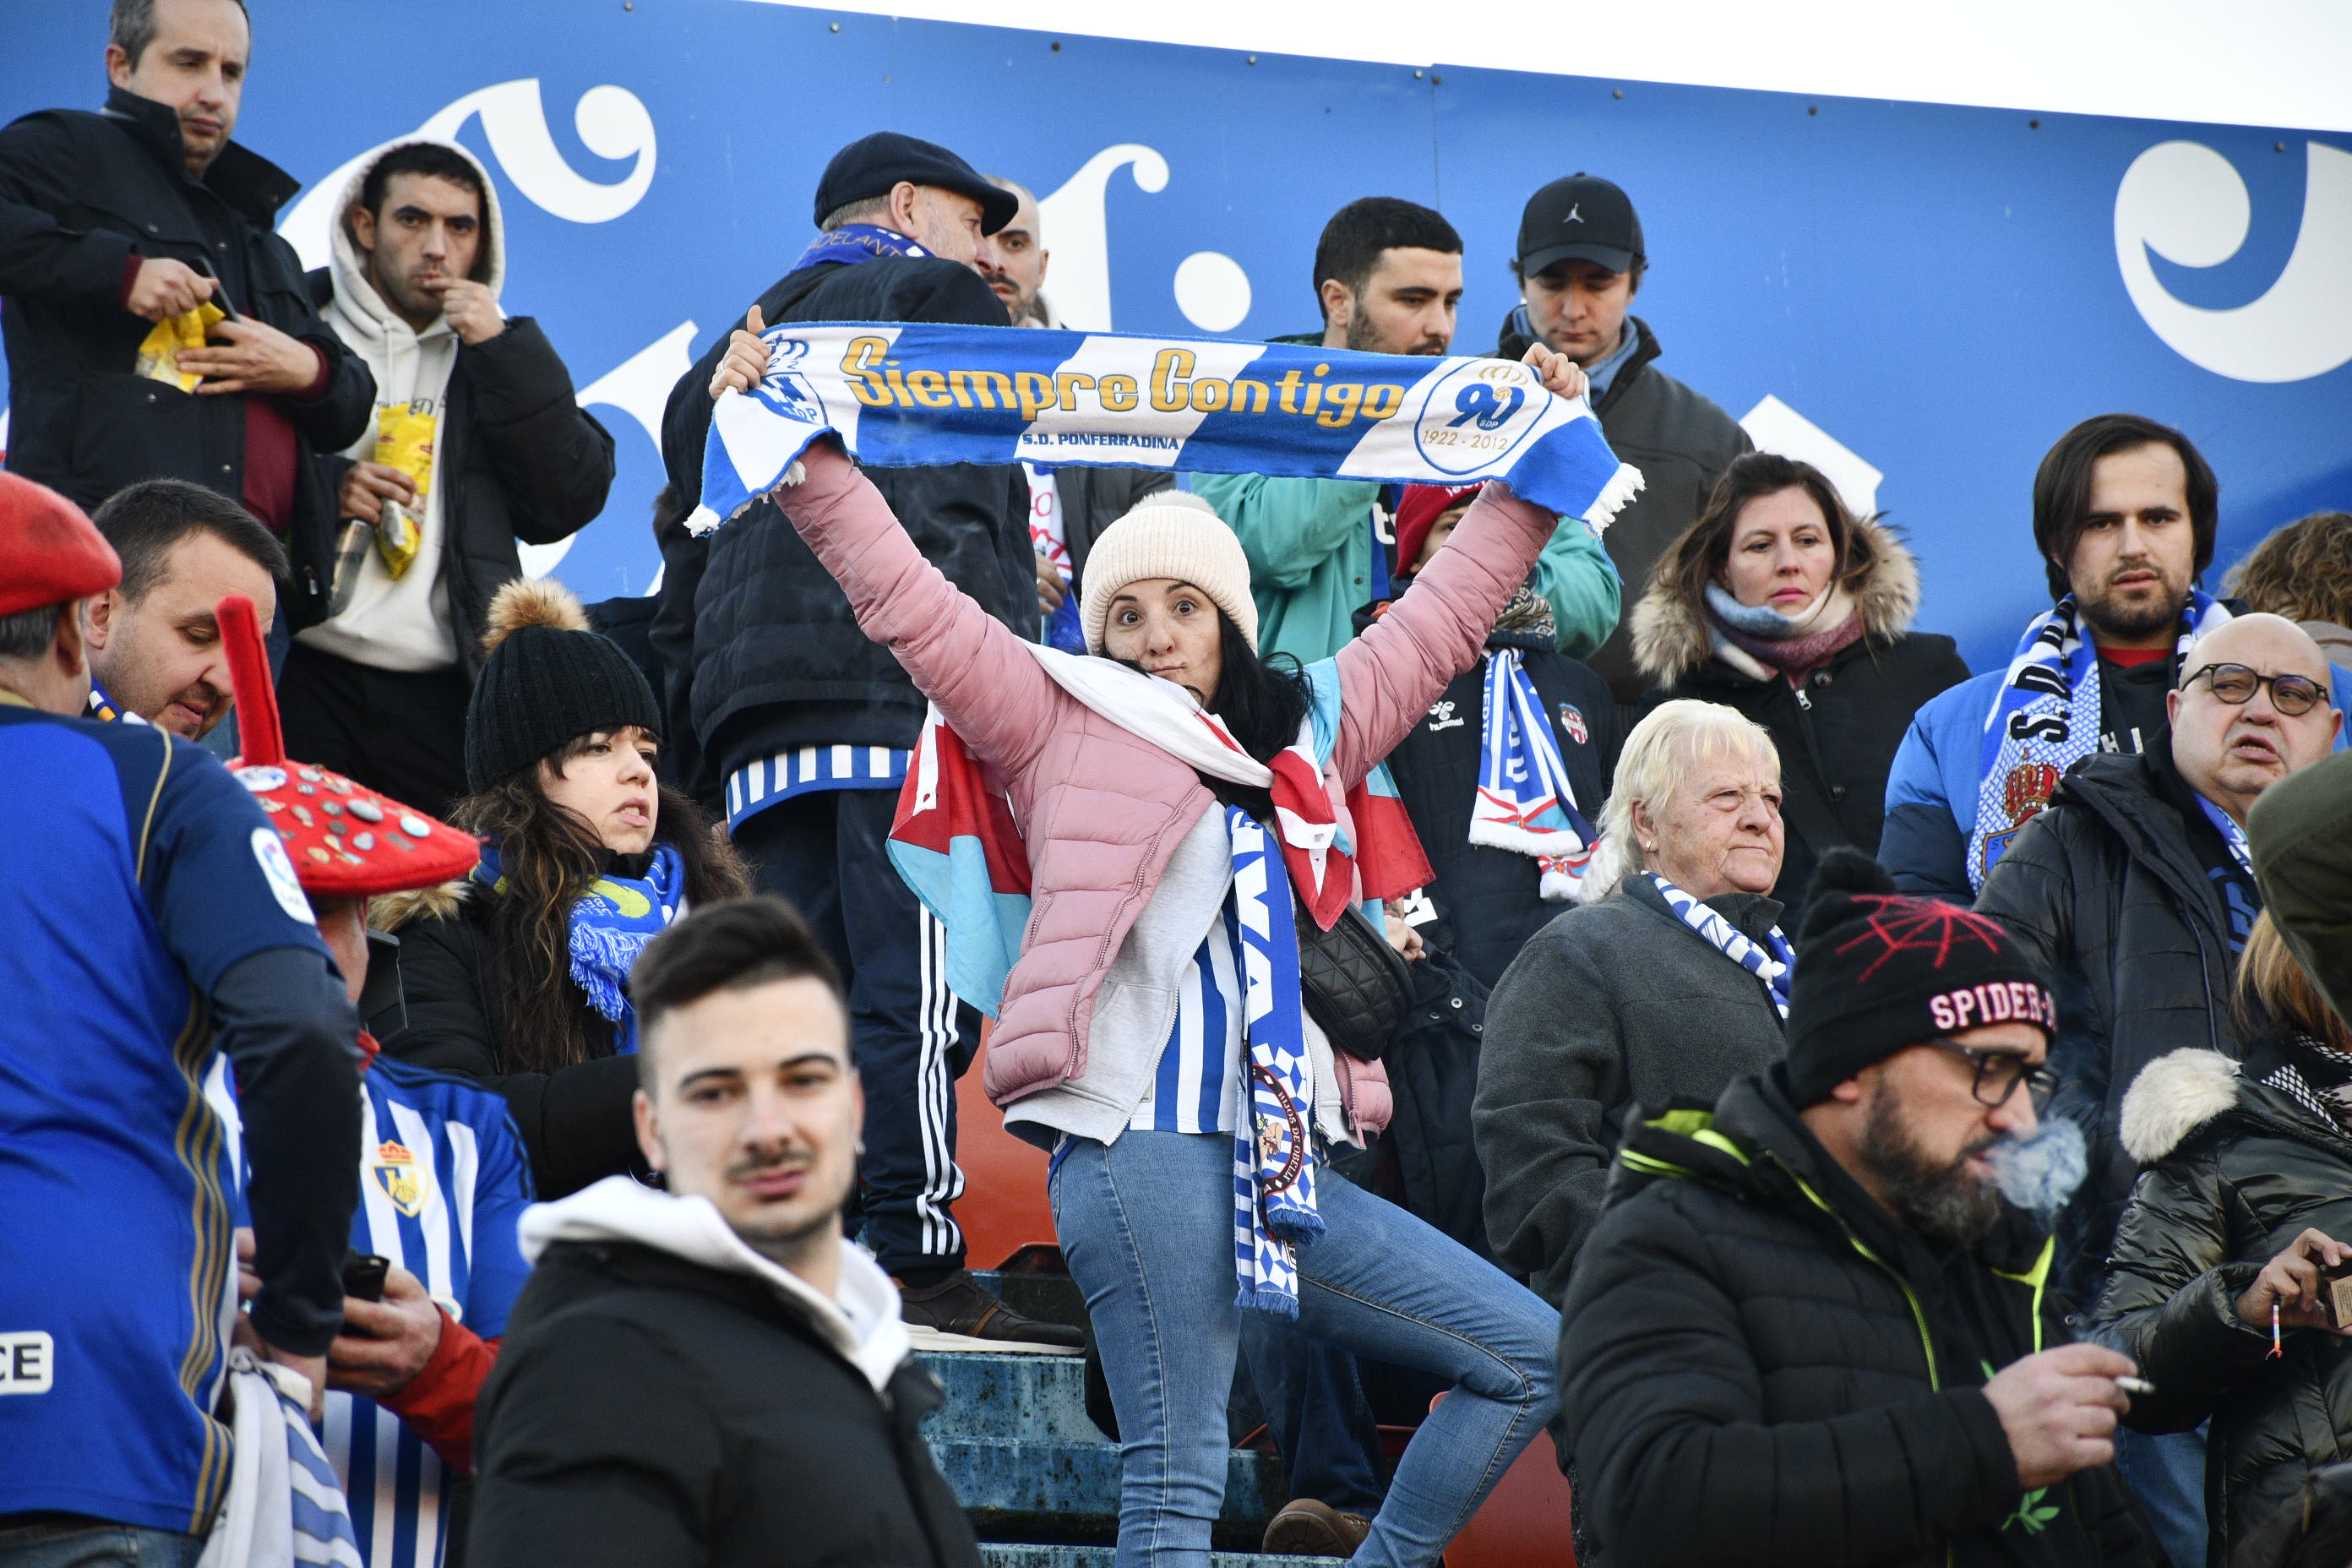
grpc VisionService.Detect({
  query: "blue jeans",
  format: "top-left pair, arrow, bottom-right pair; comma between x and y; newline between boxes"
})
1051,1130 -> 1558,1567
0,1519 -> 204,1568
2114,1424 -> 2208,1568
1239,1320 -> 1386,1514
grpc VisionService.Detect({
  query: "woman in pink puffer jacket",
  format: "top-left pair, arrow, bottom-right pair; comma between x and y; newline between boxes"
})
713,334 -> 1587,1568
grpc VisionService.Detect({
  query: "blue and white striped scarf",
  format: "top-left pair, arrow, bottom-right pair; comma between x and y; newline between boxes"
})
1228,808 -> 1326,1318
1647,871 -> 1794,1019
1966,591 -> 2230,890
1469,648 -> 1597,900
692,323 -> 1643,539
474,841 -> 684,1054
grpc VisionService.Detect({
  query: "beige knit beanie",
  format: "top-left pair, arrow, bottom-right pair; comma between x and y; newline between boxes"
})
1078,491 -> 1260,654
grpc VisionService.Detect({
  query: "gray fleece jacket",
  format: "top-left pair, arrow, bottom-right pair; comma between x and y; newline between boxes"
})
1473,873 -> 1788,1304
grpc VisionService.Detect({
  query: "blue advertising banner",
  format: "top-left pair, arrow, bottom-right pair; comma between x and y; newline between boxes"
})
5,2 -> 2346,669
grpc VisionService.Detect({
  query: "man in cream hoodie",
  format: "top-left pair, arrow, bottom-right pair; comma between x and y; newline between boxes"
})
280,138 -> 612,813
468,896 -> 983,1568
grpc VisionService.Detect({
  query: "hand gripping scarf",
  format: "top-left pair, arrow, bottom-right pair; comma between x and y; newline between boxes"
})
1470,647 -> 1598,900
474,841 -> 685,1054
1966,591 -> 2230,890
1647,870 -> 1794,1019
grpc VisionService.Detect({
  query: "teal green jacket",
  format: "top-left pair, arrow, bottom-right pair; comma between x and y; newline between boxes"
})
1190,470 -> 1621,667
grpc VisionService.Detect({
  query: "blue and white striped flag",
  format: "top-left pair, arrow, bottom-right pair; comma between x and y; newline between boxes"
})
691,323 -> 1642,536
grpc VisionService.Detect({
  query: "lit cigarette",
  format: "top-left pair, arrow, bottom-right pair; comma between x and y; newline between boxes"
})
2115,1375 -> 2156,1396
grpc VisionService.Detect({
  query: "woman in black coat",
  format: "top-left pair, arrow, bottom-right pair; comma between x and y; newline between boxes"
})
2090,913 -> 2352,1567
368,579 -> 747,1198
1631,451 -> 1969,923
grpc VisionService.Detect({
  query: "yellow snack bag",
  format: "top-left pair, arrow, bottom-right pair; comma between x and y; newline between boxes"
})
132,302 -> 226,393
368,406 -> 438,580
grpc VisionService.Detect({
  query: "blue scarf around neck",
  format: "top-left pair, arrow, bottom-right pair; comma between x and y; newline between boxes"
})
791,222 -> 930,273
474,841 -> 685,1054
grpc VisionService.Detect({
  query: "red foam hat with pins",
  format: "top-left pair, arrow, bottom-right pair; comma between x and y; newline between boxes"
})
217,595 -> 479,898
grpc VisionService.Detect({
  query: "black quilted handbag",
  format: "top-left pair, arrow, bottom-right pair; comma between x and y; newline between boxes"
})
1292,890 -> 1413,1062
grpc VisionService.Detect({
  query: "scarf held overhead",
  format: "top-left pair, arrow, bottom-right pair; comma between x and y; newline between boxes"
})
690,322 -> 1643,536
1966,592 -> 2230,890
885,644 -> 1429,1019
474,841 -> 685,1054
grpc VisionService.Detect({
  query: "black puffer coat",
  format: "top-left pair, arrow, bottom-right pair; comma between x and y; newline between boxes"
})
1351,597 -> 1619,990
471,1237 -> 982,1568
1559,1066 -> 2158,1568
2090,1044 -> 2352,1567
1631,517 -> 1971,927
1974,747 -> 2257,1303
651,255 -> 1032,801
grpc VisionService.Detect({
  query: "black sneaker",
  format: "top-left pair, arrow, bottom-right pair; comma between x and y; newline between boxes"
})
896,1269 -> 1085,1354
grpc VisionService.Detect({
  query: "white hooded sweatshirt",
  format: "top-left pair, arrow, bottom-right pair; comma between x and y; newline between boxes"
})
516,1175 -> 914,1393
297,138 -> 506,673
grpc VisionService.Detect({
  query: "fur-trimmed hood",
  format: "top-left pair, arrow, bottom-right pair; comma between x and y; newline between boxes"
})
370,878 -> 471,934
2119,1048 -> 2244,1163
1631,515 -> 1925,687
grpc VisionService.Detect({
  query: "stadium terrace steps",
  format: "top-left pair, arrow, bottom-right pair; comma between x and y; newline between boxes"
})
924,1272 -> 1319,1563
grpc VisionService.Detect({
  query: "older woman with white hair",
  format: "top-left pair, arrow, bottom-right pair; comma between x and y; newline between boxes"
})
1473,699 -> 1793,1304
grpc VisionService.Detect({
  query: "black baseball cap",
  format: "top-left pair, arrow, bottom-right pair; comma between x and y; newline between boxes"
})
812,131 -> 1018,235
1516,174 -> 1645,277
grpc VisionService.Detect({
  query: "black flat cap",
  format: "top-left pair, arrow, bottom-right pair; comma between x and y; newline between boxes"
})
1516,174 -> 1645,277
812,132 -> 1018,235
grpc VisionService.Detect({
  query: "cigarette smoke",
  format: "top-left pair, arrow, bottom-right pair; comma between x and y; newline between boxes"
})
1984,1114 -> 2088,1223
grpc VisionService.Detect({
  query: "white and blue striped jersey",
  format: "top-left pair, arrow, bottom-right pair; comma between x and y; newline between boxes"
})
212,1054 -> 533,1568
1130,908 -> 1244,1135
724,743 -> 910,830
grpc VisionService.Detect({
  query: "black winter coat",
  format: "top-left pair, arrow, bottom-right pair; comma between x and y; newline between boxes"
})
1630,515 -> 1969,926
1974,745 -> 2257,1303
365,880 -> 644,1200
1375,946 -> 1495,1259
1350,601 -> 1619,991
0,89 -> 373,624
1474,874 -> 1787,1303
307,273 -> 614,674
2091,1045 -> 2352,1567
651,257 -> 1032,801
1058,464 -> 1175,590
1495,312 -> 1751,703
1560,1067 -> 2158,1568
470,1238 -> 983,1568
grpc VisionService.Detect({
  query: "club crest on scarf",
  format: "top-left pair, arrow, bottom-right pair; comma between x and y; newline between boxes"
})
1968,591 -> 2230,890
692,321 -> 1643,542
1228,809 -> 1325,1317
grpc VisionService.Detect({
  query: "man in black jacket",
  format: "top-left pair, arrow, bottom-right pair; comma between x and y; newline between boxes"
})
280,136 -> 613,814
470,896 -> 982,1568
653,132 -> 1075,1350
1496,174 -> 1752,705
1558,848 -> 2155,1568
0,0 -> 372,626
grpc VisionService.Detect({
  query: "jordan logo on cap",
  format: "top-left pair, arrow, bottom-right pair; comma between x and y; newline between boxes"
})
1562,204 -> 1582,224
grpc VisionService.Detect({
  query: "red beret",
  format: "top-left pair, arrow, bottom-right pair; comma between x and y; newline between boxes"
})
0,472 -> 120,617
1394,484 -> 1482,578
215,595 -> 480,900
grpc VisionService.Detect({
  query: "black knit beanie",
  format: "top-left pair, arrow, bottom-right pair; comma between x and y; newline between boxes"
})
464,580 -> 662,792
1783,847 -> 2059,1107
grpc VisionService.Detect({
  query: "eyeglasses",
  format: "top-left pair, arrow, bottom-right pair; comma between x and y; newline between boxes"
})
2182,662 -> 2332,717
1926,1040 -> 2059,1112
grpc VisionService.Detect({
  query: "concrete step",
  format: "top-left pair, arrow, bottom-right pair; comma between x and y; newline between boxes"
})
923,1349 -> 1098,1443
933,1435 -> 1284,1545
981,1544 -> 1331,1567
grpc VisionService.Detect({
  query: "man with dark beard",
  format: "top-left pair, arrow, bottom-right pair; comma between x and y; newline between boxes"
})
1555,847 -> 2158,1568
1882,413 -> 2233,898
1191,197 -> 1619,667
